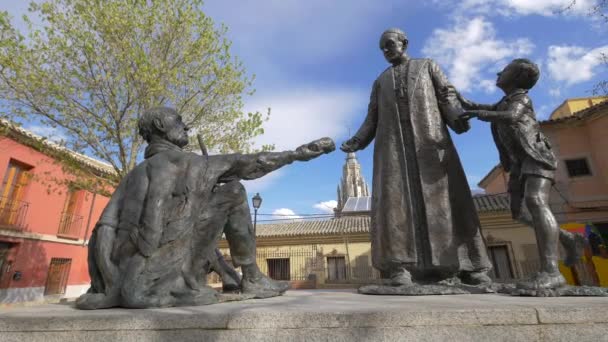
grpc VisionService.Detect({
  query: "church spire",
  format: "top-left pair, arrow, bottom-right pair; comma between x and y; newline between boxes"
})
336,152 -> 369,213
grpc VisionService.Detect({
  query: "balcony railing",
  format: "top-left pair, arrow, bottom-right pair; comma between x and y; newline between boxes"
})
0,196 -> 29,231
57,212 -> 84,239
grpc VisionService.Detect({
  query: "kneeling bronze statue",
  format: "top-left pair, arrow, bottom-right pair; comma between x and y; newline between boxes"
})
77,106 -> 334,309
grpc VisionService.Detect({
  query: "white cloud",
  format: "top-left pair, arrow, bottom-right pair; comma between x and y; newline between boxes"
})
422,17 -> 534,92
479,79 -> 498,94
432,0 -> 597,17
547,45 -> 608,85
240,86 -> 364,192
25,124 -> 68,144
471,187 -> 486,195
549,87 -> 562,97
246,87 -> 366,151
502,0 -> 596,16
271,208 -> 303,221
313,200 -> 338,214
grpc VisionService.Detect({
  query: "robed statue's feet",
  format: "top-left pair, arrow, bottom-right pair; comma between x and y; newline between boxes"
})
516,271 -> 566,290
459,270 -> 492,286
76,292 -> 121,310
561,232 -> 585,266
384,267 -> 414,287
242,272 -> 290,298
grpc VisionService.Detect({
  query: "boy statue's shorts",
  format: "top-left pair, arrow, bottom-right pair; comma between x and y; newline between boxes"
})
507,157 -> 555,219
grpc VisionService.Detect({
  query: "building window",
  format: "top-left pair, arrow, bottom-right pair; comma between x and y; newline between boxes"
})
44,258 -> 72,295
267,258 -> 290,280
327,256 -> 347,281
57,189 -> 84,238
0,242 -> 11,277
488,245 -> 514,281
0,160 -> 32,227
565,158 -> 591,177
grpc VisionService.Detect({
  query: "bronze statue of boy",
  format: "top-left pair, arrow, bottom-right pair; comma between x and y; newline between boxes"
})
459,59 -> 583,290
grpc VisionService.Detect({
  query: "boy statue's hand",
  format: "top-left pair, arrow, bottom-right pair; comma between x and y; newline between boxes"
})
461,110 -> 492,122
459,111 -> 478,121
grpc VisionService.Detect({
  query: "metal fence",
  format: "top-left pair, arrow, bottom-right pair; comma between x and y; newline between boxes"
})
0,196 -> 29,230
518,259 -> 541,279
207,245 -> 322,285
325,254 -> 380,284
57,212 -> 83,238
256,246 -> 320,281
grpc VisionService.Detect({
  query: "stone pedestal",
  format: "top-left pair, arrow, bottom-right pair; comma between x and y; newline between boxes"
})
1,289 -> 608,341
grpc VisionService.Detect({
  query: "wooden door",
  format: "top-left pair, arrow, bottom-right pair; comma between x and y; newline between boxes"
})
44,258 -> 72,295
327,256 -> 347,281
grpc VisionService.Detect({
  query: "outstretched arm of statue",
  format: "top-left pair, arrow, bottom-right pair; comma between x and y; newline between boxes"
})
218,137 -> 336,181
428,60 -> 470,134
463,96 -> 529,123
455,91 -> 496,111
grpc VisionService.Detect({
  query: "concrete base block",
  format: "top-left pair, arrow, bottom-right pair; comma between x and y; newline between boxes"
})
1,289 -> 608,341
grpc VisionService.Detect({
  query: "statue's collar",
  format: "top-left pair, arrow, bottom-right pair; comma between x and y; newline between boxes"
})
391,54 -> 410,67
504,88 -> 528,101
144,139 -> 183,159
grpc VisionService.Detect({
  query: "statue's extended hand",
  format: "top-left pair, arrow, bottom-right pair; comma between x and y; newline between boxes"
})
340,137 -> 361,153
459,111 -> 478,121
296,137 -> 335,161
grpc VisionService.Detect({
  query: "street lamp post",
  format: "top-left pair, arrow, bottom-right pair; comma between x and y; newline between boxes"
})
252,193 -> 262,236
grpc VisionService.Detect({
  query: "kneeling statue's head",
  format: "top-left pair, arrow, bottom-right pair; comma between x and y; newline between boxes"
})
139,107 -> 190,148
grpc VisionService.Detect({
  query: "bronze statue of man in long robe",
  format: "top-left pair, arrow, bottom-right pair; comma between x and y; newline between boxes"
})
342,28 -> 492,286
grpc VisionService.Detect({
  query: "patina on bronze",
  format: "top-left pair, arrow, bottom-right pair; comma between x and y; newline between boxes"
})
459,59 -> 593,295
76,107 -> 335,309
342,28 -> 493,295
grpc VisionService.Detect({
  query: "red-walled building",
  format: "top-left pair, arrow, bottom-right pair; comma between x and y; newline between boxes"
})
0,120 -> 115,303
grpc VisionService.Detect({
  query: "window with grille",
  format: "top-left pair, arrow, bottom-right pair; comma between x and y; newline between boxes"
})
267,258 -> 290,280
488,245 -> 514,281
565,158 -> 591,177
0,242 -> 10,278
0,160 -> 32,226
327,256 -> 347,281
44,258 -> 72,295
57,189 -> 84,238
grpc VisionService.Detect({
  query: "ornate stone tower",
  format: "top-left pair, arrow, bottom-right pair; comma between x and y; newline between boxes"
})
336,152 -> 369,212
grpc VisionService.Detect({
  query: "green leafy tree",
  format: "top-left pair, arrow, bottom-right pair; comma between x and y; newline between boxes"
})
563,0 -> 608,94
591,0 -> 608,94
0,0 -> 271,179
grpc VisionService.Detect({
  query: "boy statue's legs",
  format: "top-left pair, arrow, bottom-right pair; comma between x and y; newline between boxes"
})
511,173 -> 584,268
517,175 -> 566,289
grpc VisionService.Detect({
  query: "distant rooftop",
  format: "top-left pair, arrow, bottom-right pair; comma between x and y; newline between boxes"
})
255,193 -> 511,238
541,99 -> 608,126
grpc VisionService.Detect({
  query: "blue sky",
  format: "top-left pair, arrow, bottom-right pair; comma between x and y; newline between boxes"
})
3,0 -> 608,222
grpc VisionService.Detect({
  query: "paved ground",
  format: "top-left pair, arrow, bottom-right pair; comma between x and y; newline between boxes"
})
1,289 -> 608,341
